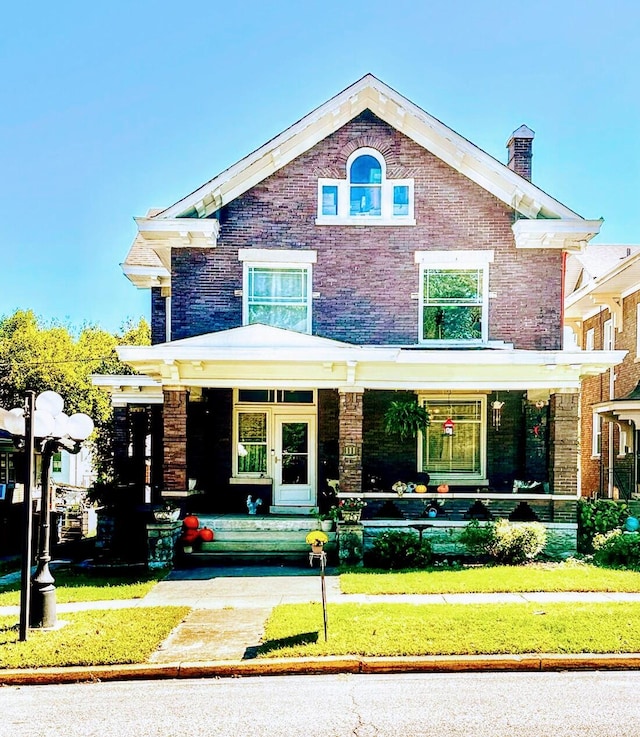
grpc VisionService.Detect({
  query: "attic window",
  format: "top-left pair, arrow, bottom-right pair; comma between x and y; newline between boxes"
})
316,147 -> 415,226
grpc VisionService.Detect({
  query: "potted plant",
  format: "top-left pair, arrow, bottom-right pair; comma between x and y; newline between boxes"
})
338,497 -> 367,523
305,529 -> 329,553
152,501 -> 180,523
383,399 -> 430,440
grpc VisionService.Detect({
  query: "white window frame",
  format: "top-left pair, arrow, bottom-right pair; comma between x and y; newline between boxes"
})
636,304 -> 640,357
417,393 -> 487,484
603,318 -> 614,350
585,327 -> 595,351
238,249 -> 316,334
592,411 -> 602,457
316,147 -> 415,226
415,250 -> 494,345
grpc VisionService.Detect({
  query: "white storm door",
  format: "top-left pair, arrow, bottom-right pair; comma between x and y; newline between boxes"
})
273,415 -> 316,507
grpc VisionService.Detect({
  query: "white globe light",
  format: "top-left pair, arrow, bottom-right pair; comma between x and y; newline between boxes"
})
67,413 -> 94,441
35,391 -> 65,417
53,412 -> 69,437
34,410 -> 56,438
5,410 -> 25,436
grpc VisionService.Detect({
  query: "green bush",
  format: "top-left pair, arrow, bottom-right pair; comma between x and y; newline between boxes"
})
577,498 -> 629,553
460,518 -> 547,565
459,519 -> 494,556
592,529 -> 640,569
368,530 -> 433,570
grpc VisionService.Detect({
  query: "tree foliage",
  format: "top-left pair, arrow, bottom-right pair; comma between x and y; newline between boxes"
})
0,309 -> 150,480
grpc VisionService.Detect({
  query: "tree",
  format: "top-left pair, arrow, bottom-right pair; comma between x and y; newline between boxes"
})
0,310 -> 150,481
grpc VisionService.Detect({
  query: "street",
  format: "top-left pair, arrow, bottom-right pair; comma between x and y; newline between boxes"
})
1,671 -> 638,736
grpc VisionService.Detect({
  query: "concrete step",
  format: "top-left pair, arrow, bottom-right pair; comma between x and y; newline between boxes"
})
200,540 -> 336,553
192,515 -> 331,533
201,530 -> 336,543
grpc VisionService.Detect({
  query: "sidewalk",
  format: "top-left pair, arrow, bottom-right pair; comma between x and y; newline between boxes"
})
2,564 -> 640,684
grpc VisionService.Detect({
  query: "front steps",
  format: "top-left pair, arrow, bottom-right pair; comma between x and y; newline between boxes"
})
181,515 -> 336,565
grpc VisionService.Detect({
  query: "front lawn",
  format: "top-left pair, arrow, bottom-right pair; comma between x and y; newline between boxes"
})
258,601 -> 640,658
340,561 -> 640,595
0,567 -> 164,607
0,606 -> 188,668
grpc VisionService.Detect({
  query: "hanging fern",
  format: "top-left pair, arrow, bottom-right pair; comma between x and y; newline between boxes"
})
383,400 -> 430,440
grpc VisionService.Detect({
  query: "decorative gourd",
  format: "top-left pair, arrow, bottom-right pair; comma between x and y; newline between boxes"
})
437,484 -> 449,494
199,527 -> 214,542
415,484 -> 427,494
182,514 -> 199,529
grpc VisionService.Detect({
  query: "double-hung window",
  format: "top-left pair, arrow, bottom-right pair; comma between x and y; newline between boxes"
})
416,250 -> 493,344
418,395 -> 486,482
239,249 -> 316,334
317,148 -> 414,225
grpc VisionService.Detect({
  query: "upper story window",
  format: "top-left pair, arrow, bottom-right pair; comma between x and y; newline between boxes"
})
415,250 -> 493,345
317,148 -> 415,225
585,328 -> 595,351
239,249 -> 316,334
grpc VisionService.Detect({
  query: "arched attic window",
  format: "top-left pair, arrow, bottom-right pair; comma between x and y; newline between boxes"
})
349,153 -> 383,216
317,147 -> 415,225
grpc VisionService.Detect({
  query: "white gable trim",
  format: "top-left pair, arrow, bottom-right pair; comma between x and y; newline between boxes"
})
155,75 -> 587,225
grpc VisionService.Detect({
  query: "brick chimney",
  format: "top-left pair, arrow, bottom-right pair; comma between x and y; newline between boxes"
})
506,124 -> 535,181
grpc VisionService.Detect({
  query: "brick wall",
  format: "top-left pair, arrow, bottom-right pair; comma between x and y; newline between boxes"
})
338,390 -> 364,494
151,287 -> 166,345
168,111 -> 563,349
162,389 -> 188,491
549,393 -> 579,495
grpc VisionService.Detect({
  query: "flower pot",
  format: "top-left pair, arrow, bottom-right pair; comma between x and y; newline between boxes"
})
311,543 -> 325,554
341,510 -> 362,523
320,519 -> 334,532
153,508 -> 180,523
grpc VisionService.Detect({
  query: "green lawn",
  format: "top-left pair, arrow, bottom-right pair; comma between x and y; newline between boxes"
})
259,601 -> 640,658
0,567 -> 164,607
0,607 -> 189,668
340,562 -> 640,595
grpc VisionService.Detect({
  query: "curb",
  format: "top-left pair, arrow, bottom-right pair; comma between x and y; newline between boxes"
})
3,653 -> 640,686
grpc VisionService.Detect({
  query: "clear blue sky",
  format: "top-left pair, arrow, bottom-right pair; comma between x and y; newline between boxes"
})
1,0 -> 638,333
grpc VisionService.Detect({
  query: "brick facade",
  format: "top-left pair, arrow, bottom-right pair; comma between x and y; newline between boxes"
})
549,393 -> 579,496
338,390 -> 364,494
579,290 -> 640,497
168,111 -> 563,350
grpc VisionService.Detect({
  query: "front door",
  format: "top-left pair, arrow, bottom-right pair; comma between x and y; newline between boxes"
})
273,415 -> 316,509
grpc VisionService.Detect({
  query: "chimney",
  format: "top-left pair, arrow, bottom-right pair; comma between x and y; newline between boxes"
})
506,124 -> 535,181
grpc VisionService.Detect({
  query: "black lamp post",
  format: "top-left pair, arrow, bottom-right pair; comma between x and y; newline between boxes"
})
5,391 -> 94,631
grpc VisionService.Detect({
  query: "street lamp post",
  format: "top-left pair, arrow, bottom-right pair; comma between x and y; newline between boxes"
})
5,391 -> 94,630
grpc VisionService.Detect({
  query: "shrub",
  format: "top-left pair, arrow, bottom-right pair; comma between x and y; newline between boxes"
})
592,529 -> 640,569
459,519 -> 494,556
577,498 -> 629,553
369,530 -> 433,570
460,518 -> 547,565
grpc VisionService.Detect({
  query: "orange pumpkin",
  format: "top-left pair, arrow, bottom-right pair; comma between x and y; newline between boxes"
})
199,527 -> 214,542
182,514 -> 200,529
181,528 -> 200,543
415,484 -> 427,494
437,484 -> 449,494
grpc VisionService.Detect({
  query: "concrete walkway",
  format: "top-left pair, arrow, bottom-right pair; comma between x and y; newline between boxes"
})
3,564 -> 640,683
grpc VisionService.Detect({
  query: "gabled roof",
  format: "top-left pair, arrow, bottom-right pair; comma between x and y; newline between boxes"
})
159,74 -> 582,222
124,74 -> 602,286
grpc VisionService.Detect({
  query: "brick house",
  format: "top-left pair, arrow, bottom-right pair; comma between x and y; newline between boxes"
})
96,75 -> 623,558
565,246 -> 640,500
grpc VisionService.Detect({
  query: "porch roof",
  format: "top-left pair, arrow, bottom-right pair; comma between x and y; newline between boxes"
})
93,325 -> 626,402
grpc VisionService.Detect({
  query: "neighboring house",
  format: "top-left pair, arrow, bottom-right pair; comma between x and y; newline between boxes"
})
95,75 -> 623,555
565,246 -> 640,500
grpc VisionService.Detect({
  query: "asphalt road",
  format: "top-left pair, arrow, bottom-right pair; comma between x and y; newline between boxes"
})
1,671 -> 638,736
